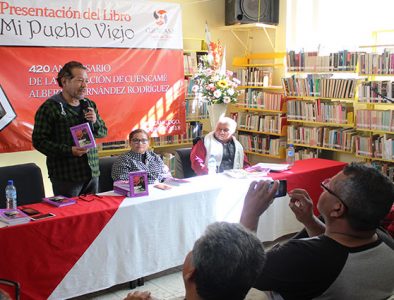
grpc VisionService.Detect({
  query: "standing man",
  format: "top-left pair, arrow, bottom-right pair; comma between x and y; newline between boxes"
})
33,61 -> 107,197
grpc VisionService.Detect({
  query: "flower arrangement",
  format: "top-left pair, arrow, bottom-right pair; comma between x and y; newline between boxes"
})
192,41 -> 240,105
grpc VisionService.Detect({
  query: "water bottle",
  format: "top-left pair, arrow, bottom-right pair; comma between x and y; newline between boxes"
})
286,144 -> 295,168
5,179 -> 17,210
207,155 -> 217,175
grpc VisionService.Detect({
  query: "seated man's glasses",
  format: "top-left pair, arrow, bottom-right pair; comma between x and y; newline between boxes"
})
320,178 -> 347,210
131,139 -> 148,144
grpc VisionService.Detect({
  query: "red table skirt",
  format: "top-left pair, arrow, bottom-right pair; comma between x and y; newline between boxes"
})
0,195 -> 125,300
269,158 -> 347,215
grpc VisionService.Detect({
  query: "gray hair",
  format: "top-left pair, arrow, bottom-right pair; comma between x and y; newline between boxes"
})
216,117 -> 237,134
192,222 -> 266,300
337,162 -> 394,231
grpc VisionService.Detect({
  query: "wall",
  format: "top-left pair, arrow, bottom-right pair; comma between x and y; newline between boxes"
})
0,0 -> 288,195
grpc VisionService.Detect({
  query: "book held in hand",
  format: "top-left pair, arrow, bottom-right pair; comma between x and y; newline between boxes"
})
0,208 -> 31,225
70,122 -> 96,149
43,195 -> 76,207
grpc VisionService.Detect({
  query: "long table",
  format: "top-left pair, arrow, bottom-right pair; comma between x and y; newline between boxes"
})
0,158 -> 346,299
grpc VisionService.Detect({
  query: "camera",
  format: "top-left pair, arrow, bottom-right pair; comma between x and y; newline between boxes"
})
269,180 -> 287,198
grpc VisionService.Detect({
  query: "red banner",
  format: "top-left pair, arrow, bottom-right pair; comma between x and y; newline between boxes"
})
0,47 -> 185,153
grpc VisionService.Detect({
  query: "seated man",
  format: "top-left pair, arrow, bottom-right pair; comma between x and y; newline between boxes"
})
124,222 -> 266,300
190,117 -> 250,175
241,162 -> 394,299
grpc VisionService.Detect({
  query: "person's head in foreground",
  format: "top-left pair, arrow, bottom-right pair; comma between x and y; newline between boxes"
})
214,117 -> 237,143
319,162 -> 394,235
129,129 -> 150,154
183,222 -> 265,300
124,222 -> 265,300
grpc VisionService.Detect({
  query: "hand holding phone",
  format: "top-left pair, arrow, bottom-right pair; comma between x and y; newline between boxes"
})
270,180 -> 287,198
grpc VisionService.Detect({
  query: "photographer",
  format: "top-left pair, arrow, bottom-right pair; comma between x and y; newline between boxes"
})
241,163 -> 394,299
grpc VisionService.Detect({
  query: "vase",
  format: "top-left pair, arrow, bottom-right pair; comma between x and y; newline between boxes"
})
207,103 -> 227,130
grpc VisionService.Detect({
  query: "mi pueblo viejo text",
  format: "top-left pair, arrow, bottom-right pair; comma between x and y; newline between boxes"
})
1,18 -> 135,43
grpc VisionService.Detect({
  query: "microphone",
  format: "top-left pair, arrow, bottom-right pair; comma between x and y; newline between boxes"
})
80,100 -> 93,130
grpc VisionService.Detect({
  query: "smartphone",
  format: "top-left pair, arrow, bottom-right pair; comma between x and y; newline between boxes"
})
21,207 -> 41,216
270,180 -> 287,198
30,213 -> 56,221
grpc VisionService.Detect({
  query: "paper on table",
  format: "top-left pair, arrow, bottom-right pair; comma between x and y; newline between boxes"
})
247,163 -> 290,172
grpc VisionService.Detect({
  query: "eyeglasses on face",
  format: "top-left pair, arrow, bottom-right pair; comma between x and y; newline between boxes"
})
320,178 -> 347,209
216,127 -> 230,133
131,138 -> 149,144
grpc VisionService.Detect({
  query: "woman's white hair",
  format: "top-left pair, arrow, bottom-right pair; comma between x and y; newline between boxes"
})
215,117 -> 237,134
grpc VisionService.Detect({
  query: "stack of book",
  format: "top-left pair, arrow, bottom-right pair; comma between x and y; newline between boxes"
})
0,209 -> 31,226
42,195 -> 76,207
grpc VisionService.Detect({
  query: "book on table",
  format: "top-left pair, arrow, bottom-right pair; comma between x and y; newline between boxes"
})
113,171 -> 149,198
0,208 -> 31,225
42,195 -> 76,207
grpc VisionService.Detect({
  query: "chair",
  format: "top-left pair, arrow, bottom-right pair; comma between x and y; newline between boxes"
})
0,278 -> 20,300
174,147 -> 196,179
98,156 -> 118,193
0,163 -> 45,208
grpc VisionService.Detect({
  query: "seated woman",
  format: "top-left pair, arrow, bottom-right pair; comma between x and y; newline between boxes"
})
111,129 -> 171,184
190,117 -> 250,175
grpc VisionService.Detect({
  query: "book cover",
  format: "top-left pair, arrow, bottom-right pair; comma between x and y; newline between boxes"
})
42,195 -> 76,207
113,171 -> 149,197
113,180 -> 131,197
70,122 -> 96,149
0,209 -> 30,225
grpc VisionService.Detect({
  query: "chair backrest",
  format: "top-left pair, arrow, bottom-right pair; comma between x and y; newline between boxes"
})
98,156 -> 118,193
174,147 -> 196,179
0,163 -> 45,208
0,278 -> 20,300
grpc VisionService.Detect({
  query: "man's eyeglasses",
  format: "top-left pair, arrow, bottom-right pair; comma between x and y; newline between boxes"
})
320,178 -> 347,209
131,138 -> 149,144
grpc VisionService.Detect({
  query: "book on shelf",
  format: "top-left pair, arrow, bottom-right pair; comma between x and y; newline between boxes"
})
42,195 -> 76,207
0,208 -> 31,225
287,50 -> 359,72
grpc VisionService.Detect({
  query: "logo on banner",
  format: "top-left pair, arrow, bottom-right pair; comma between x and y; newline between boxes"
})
146,9 -> 174,39
153,10 -> 168,27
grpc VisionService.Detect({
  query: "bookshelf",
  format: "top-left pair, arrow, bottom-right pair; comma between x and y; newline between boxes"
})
283,50 -> 363,159
284,46 -> 394,164
354,46 -> 394,163
231,52 -> 287,160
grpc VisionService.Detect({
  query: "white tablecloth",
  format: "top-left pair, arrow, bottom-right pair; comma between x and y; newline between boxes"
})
50,174 -> 302,299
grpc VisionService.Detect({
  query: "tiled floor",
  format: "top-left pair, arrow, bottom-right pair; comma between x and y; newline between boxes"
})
69,234 -> 294,300
69,267 -> 269,300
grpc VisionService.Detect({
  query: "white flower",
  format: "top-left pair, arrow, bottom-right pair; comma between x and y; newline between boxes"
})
227,88 -> 235,96
223,96 -> 231,104
191,85 -> 199,93
213,90 -> 222,98
211,75 -> 220,82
